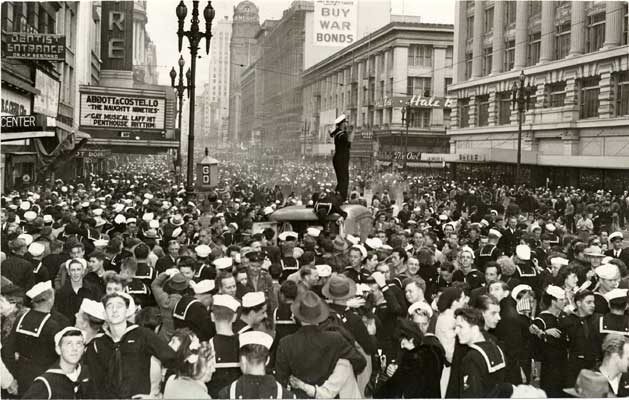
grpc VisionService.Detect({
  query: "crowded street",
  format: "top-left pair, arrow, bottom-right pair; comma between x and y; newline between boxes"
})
2,0 -> 629,399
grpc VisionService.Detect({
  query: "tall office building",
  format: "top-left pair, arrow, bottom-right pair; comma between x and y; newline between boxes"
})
208,16 -> 231,145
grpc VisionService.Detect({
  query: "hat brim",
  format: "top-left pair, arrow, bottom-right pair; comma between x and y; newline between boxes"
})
290,299 -> 329,325
563,388 -> 578,397
321,279 -> 357,301
170,218 -> 184,226
585,253 -> 605,257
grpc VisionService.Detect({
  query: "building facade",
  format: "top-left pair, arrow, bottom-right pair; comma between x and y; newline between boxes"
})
302,17 -> 454,167
228,1 -> 260,146
448,0 -> 629,190
207,16 -> 231,146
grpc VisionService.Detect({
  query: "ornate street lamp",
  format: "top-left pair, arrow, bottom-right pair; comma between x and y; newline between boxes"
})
400,102 -> 412,169
170,55 -> 190,185
511,70 -> 535,185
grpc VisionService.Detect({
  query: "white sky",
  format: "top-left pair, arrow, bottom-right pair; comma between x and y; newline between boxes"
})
146,0 -> 455,87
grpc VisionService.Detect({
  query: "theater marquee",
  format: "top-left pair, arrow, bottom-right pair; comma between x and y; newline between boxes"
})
79,89 -> 166,131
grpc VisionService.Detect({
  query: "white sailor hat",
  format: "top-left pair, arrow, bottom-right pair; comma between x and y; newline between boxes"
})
488,228 -> 502,238
293,247 -> 304,258
515,245 -> 531,261
604,288 -> 628,303
113,204 -> 124,213
24,211 -> 37,222
149,220 -> 160,229
242,292 -> 265,308
43,214 -> 54,224
315,264 -> 332,277
81,201 -> 90,208
334,114 -> 346,125
126,218 -> 137,224
144,193 -> 154,200
263,206 -> 274,215
212,294 -> 240,312
229,222 -> 239,230
114,214 -> 127,224
26,280 -> 53,299
438,214 -> 448,221
94,217 -> 106,227
18,233 -> 34,246
307,227 -> 321,238
545,223 -> 556,232
365,237 -> 382,250
609,231 -> 624,242
28,242 -> 45,258
511,284 -> 533,300
239,331 -> 274,350
480,219 -> 490,227
595,264 -> 619,280
94,239 -> 109,248
79,298 -> 106,320
193,280 -> 215,295
172,227 -> 183,238
195,244 -> 212,258
142,213 -> 154,222
346,235 -> 360,246
352,244 -> 367,259
20,201 -> 31,211
54,327 -> 85,347
278,231 -> 298,241
550,257 -> 569,267
213,257 -> 233,270
545,285 -> 565,300
408,301 -> 433,318
92,208 -> 103,217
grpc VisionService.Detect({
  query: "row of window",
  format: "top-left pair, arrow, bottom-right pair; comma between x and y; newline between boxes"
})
458,72 -> 629,127
2,3 -> 56,35
408,45 -> 454,68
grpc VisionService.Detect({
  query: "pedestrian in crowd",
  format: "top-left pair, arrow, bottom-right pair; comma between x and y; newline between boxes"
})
163,328 -> 214,399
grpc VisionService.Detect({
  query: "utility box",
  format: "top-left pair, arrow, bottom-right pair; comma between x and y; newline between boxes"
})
196,148 -> 218,191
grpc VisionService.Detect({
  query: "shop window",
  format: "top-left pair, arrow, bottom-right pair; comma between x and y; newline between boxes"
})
504,40 -> 515,71
498,92 -> 512,125
476,95 -> 489,126
580,76 -> 600,119
527,32 -> 541,66
459,98 -> 470,128
616,71 -> 629,116
408,45 -> 433,67
555,22 -> 571,60
544,81 -> 566,108
482,47 -> 492,76
586,12 -> 606,53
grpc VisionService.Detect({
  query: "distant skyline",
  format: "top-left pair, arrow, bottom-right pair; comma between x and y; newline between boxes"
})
146,0 -> 455,87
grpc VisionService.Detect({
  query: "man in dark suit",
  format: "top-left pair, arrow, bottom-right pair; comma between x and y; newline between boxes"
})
1,238 -> 35,291
606,232 -> 629,266
498,216 -> 520,256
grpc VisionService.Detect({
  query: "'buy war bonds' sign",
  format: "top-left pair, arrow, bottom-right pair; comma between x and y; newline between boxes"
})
314,0 -> 357,47
80,92 -> 166,130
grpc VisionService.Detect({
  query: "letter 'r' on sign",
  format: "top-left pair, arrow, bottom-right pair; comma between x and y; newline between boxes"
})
202,166 -> 209,174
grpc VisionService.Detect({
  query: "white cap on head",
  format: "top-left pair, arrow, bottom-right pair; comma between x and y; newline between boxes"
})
114,214 -> 126,224
307,227 -> 320,238
26,280 -> 53,299
596,264 -> 619,280
142,213 -> 154,222
213,294 -> 240,312
195,244 -> 212,258
239,331 -> 274,349
126,218 -> 137,224
545,223 -> 556,232
263,206 -> 274,215
480,219 -> 490,227
149,220 -> 160,229
213,257 -> 233,270
515,245 -> 531,261
545,285 -> 565,300
550,257 -> 569,267
346,235 -> 360,246
488,229 -> 502,238
18,233 -> 34,246
511,284 -> 532,300
315,264 -> 332,277
609,231 -> 624,242
24,211 -> 37,221
79,298 -> 106,320
172,227 -> 183,238
54,327 -> 85,347
604,288 -> 628,302
408,301 -> 433,318
20,201 -> 31,211
365,237 -> 383,250
43,214 -> 54,224
278,231 -> 298,241
92,208 -> 103,217
28,242 -> 45,258
193,280 -> 215,294
94,239 -> 109,248
242,292 -> 265,308
334,114 -> 347,125
352,244 -> 367,260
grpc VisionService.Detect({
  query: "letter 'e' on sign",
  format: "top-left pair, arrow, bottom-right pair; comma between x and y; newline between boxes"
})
314,0 -> 357,47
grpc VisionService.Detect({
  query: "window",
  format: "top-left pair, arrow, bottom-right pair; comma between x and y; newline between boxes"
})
409,109 -> 431,128
465,52 -> 473,80
407,77 -> 432,96
459,98 -> 470,128
555,22 -> 570,60
615,71 -> 629,116
389,78 -> 394,97
482,47 -> 492,76
27,3 -> 38,30
498,92 -> 512,125
477,95 -> 489,126
528,32 -> 541,66
505,1 -> 516,24
504,40 -> 515,71
580,76 -> 600,119
544,82 -> 566,108
408,45 -> 433,67
466,16 -> 474,38
1,3 -> 14,32
623,4 -> 628,45
446,46 -> 453,68
586,12 -> 605,52
444,77 -> 452,96
529,0 -> 541,17
484,7 -> 494,33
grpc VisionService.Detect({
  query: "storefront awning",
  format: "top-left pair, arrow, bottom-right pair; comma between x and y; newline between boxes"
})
407,161 -> 446,168
1,72 -> 41,95
50,120 -> 92,140
1,131 -> 55,142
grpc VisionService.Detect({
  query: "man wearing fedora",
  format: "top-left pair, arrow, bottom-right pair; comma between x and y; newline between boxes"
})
275,291 -> 366,397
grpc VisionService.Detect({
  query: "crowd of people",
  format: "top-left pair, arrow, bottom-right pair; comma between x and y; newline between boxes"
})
1,156 -> 629,399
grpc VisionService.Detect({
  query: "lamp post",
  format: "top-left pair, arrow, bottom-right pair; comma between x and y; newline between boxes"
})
176,0 -> 215,195
511,70 -> 535,185
170,55 -> 190,185
400,102 -> 411,169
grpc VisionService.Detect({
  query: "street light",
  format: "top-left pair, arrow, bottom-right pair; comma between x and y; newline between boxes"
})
170,55 -> 190,185
401,102 -> 412,169
511,70 -> 535,185
176,0 -> 215,196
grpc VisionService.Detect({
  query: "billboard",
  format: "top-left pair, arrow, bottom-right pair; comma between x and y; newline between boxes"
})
313,0 -> 357,47
4,33 -> 66,61
79,89 -> 166,131
101,0 -> 134,70
33,70 -> 60,118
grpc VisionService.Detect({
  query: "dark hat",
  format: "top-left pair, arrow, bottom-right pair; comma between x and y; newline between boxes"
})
166,273 -> 189,291
396,318 -> 423,344
291,291 -> 329,324
0,279 -> 24,299
322,274 -> 357,301
333,236 -> 348,252
245,250 -> 264,262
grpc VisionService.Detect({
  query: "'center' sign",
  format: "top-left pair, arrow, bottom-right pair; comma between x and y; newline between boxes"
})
314,0 -> 357,47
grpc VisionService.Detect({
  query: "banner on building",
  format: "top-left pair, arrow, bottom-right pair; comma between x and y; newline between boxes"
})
390,95 -> 456,109
4,33 -> 66,61
79,89 -> 166,131
314,0 -> 357,47
33,70 -> 60,118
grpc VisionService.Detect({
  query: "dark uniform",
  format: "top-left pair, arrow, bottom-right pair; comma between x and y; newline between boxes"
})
207,334 -> 241,398
172,296 -> 215,341
193,262 -> 216,283
532,311 -> 567,398
233,318 -> 253,335
2,309 -> 64,396
459,341 -> 512,398
331,125 -> 351,200
22,363 -> 91,399
593,312 -> 629,350
560,313 -> 600,387
280,257 -> 299,282
514,262 -> 542,298
593,291 -> 610,315
329,304 -> 377,357
218,374 -> 295,399
476,244 -> 502,272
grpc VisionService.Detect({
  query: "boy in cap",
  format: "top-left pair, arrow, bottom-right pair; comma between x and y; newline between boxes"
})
593,288 -> 629,349
219,331 -> 295,399
22,327 -> 92,399
207,294 -> 241,398
29,242 -> 50,284
173,280 -> 216,341
233,292 -> 268,334
594,263 -> 621,314
193,244 -> 216,282
606,231 -> 629,266
476,229 -> 503,272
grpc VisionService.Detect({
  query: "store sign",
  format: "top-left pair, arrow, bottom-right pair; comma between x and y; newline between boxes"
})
33,70 -> 60,118
101,0 -> 133,70
1,114 -> 46,133
457,153 -> 487,162
76,149 -> 111,158
1,90 -> 31,115
79,92 -> 166,130
4,32 -> 66,61
314,0 -> 357,46
390,95 -> 456,109
378,151 -> 422,161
